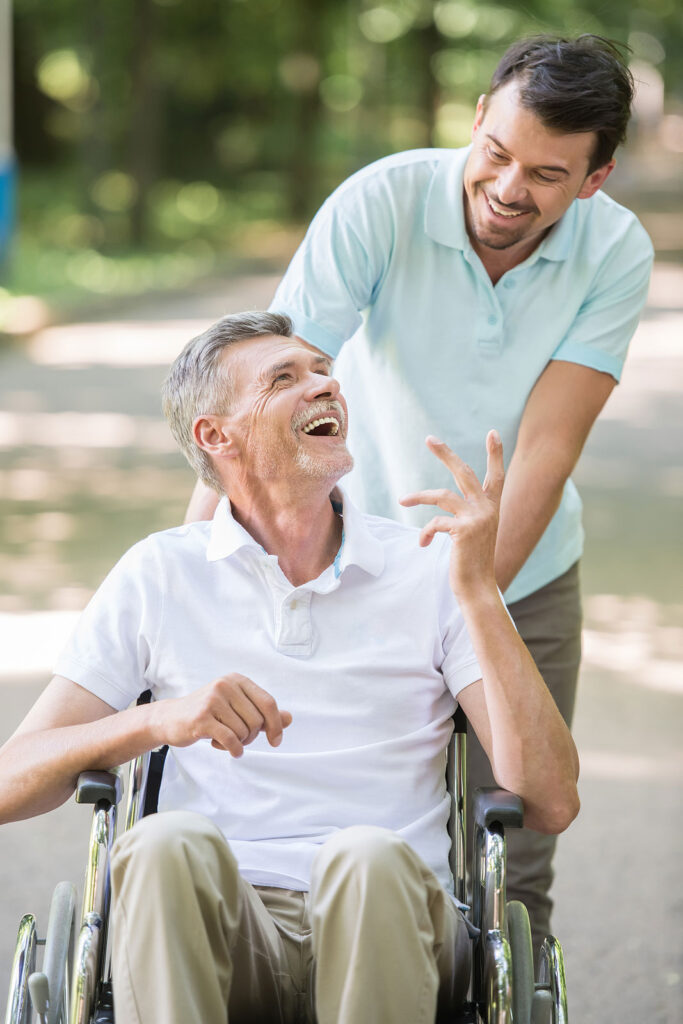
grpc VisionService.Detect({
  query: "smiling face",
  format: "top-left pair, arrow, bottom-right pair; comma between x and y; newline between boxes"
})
215,334 -> 353,488
463,80 -> 614,266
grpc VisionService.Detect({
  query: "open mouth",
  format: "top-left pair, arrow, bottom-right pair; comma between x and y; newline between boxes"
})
301,416 -> 340,437
485,193 -> 528,219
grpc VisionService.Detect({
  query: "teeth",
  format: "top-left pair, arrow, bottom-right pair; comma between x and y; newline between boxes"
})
487,196 -> 523,218
302,417 -> 339,435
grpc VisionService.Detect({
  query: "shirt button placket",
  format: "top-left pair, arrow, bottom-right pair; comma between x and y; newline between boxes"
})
474,267 -> 503,355
277,591 -> 312,652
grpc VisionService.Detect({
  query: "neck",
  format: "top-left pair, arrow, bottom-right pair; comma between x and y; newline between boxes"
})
227,476 -> 343,588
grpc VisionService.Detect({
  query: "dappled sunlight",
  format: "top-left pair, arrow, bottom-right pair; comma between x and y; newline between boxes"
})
579,748 -> 683,781
27,319 -> 210,367
0,411 -> 175,450
0,460 -> 191,506
583,630 -> 683,694
0,610 -> 81,680
583,593 -> 683,695
3,511 -> 75,545
0,467 -> 53,501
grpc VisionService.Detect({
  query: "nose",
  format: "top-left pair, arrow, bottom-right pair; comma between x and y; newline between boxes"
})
305,370 -> 340,401
494,163 -> 527,206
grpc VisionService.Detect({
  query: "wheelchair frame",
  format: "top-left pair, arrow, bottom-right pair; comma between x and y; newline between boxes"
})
5,708 -> 569,1024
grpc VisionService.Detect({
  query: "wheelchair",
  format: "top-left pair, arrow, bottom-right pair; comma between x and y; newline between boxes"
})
5,705 -> 569,1024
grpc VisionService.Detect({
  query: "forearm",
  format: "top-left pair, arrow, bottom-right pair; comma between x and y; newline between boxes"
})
496,360 -> 616,592
461,585 -> 579,833
494,446 -> 570,593
0,704 -> 159,824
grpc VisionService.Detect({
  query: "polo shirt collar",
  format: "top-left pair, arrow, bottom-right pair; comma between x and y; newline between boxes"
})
535,201 -> 575,262
206,489 -> 385,578
424,143 -> 575,264
334,486 -> 385,577
424,146 -> 471,252
206,496 -> 260,561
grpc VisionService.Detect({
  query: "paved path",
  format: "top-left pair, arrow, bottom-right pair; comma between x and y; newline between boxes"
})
1,263 -> 682,1022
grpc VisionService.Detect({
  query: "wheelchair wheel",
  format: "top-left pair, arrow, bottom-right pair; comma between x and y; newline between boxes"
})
5,914 -> 37,1024
27,881 -> 78,1024
506,900 -> 534,1024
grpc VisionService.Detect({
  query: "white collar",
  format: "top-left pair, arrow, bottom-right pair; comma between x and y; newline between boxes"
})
206,486 -> 385,578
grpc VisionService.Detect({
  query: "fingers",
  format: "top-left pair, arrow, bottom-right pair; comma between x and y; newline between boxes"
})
401,433 -> 505,513
400,487 -> 466,514
227,686 -> 272,746
209,719 -> 247,757
481,430 -> 504,501
241,678 -> 290,748
424,436 -> 482,497
214,675 -> 291,753
419,515 -> 458,547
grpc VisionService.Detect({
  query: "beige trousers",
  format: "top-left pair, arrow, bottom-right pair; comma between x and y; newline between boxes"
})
110,811 -> 471,1024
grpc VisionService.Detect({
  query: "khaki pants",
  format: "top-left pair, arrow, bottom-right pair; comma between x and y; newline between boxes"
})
467,561 -> 582,958
110,812 -> 471,1024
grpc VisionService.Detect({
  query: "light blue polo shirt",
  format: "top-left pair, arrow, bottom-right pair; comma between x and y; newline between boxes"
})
270,147 -> 653,602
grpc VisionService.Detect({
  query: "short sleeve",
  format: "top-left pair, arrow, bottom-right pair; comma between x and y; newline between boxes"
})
551,217 -> 653,382
54,539 -> 163,710
433,537 -> 482,698
269,174 -> 395,357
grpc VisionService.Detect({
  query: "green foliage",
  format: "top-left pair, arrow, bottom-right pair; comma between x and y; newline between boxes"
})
6,0 -> 682,302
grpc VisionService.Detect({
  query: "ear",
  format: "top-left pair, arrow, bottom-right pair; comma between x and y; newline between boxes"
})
577,159 -> 615,200
192,415 -> 237,460
471,94 -> 487,138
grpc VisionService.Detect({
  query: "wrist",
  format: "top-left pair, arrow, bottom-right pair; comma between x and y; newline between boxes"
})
141,701 -> 167,750
455,577 -> 502,613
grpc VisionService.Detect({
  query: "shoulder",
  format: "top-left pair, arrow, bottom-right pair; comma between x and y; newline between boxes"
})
572,190 -> 654,260
362,512 -> 450,575
326,148 -> 458,210
113,520 -> 213,581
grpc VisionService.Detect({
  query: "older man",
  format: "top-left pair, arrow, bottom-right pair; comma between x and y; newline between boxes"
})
0,312 -> 578,1024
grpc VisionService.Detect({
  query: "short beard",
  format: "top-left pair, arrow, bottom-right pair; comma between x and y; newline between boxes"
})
294,446 -> 354,482
470,229 -> 525,251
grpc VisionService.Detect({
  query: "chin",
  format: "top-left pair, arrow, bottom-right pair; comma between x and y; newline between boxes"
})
295,449 -> 354,481
471,214 -> 534,252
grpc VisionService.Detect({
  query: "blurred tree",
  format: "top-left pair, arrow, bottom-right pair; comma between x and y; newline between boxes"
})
9,0 -> 683,262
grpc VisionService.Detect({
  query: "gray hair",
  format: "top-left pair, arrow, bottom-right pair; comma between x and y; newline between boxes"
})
162,310 -> 293,491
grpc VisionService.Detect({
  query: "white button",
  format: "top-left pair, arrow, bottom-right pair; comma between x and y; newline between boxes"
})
488,314 -> 497,325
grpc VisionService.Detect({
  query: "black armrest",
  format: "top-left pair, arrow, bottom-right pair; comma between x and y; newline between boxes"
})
473,787 -> 524,831
76,770 -> 122,807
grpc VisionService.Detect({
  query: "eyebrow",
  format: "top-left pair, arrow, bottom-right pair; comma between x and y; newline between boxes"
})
486,134 -> 570,176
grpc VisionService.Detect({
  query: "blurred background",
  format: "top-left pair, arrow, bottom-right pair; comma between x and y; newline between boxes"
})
0,2 -> 681,1022
1,0 -> 682,324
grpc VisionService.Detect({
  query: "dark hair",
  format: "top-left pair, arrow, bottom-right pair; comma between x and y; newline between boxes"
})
162,311 -> 293,491
488,35 -> 634,172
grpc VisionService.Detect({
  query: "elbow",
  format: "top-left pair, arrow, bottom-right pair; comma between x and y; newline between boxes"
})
534,788 -> 581,835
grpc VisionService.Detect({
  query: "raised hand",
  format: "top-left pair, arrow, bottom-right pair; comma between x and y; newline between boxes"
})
153,673 -> 293,757
400,431 -> 504,600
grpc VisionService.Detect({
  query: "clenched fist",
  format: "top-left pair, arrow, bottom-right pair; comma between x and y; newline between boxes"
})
151,674 -> 292,757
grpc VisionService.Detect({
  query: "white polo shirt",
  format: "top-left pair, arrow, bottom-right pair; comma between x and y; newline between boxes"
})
55,492 -> 482,893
